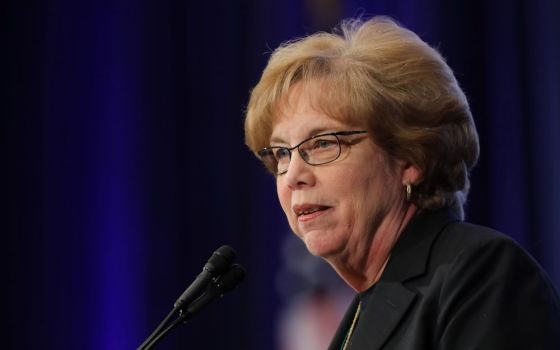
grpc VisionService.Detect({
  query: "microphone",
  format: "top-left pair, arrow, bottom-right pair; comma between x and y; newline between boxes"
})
173,245 -> 236,310
140,263 -> 246,350
137,245 -> 238,350
181,263 -> 246,320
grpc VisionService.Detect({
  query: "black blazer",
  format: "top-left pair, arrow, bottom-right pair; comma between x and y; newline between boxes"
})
328,208 -> 560,350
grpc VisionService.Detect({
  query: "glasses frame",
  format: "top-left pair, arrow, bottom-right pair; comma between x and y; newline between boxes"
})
258,130 -> 368,175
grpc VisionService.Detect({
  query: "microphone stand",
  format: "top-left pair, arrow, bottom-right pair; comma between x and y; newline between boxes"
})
137,307 -> 180,350
141,308 -> 192,350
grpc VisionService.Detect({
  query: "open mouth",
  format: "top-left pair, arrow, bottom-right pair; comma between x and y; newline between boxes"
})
293,204 -> 331,220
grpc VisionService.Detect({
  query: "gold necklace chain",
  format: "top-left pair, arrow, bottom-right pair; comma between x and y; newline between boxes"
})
342,301 -> 362,350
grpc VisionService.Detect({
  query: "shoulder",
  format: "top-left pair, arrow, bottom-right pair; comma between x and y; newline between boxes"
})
438,220 -> 515,249
426,220 -> 559,295
423,221 -> 560,348
430,220 -> 535,269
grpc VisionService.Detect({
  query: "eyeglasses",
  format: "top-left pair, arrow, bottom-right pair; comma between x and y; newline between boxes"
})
258,130 -> 368,175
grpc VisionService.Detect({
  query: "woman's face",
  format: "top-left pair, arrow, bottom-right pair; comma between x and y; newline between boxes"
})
271,86 -> 405,261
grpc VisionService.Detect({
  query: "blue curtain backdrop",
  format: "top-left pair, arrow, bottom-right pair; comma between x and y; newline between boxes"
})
4,0 -> 559,349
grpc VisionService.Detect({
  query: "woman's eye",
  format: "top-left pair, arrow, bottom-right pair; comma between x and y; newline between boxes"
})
313,139 -> 337,149
275,148 -> 290,159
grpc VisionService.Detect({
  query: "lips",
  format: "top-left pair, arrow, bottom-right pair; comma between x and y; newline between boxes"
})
293,203 -> 331,221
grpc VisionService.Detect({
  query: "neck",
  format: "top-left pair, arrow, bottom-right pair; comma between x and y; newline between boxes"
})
328,203 -> 418,292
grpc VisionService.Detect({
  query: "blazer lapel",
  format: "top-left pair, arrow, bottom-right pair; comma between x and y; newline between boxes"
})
347,283 -> 416,350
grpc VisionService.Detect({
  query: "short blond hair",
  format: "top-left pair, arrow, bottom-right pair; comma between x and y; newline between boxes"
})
245,17 -> 479,218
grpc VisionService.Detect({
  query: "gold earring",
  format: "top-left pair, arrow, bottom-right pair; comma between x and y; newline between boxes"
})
405,183 -> 412,201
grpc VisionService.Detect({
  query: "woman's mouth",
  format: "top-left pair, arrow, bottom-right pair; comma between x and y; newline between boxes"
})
293,204 -> 331,222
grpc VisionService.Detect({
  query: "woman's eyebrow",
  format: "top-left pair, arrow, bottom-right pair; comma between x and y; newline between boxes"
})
269,135 -> 286,144
269,127 -> 335,145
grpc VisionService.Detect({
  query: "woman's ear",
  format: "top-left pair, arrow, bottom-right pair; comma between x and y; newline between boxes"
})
401,163 -> 422,185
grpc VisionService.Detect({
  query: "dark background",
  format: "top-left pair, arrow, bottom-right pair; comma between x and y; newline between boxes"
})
4,0 -> 560,349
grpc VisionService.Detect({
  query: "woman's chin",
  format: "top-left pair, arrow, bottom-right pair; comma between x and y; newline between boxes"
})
302,231 -> 339,258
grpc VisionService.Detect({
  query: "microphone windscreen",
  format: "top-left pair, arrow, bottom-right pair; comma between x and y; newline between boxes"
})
204,245 -> 236,275
217,263 -> 246,293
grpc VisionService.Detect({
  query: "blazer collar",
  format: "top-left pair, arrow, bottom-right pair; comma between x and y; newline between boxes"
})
329,208 -> 460,350
381,207 -> 461,283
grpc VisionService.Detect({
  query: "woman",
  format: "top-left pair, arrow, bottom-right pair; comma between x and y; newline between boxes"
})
245,17 -> 560,349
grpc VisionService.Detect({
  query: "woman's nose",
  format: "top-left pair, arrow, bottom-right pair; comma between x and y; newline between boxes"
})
283,151 -> 316,190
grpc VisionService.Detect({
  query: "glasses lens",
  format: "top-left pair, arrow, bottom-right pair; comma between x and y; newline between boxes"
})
275,148 -> 291,174
258,148 -> 278,174
259,147 -> 291,174
258,134 -> 343,174
299,134 -> 340,165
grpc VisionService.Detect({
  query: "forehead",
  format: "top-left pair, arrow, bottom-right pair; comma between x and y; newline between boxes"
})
270,82 -> 352,143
